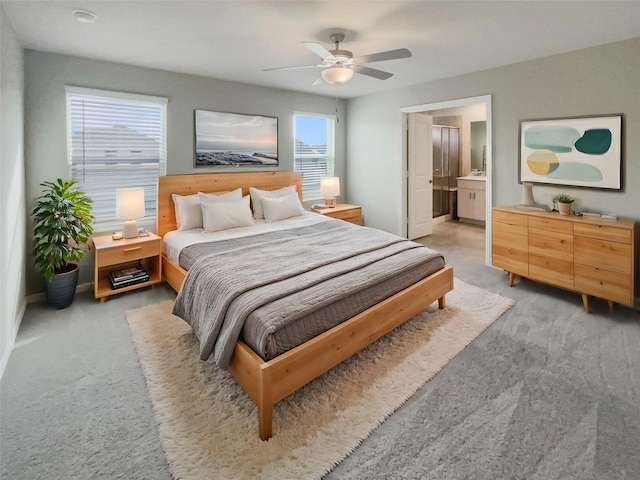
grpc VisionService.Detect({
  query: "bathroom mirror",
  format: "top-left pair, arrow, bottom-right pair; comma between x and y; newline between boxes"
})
470,121 -> 486,172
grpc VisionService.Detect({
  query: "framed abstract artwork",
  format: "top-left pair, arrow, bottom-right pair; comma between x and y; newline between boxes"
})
519,114 -> 622,190
194,110 -> 278,167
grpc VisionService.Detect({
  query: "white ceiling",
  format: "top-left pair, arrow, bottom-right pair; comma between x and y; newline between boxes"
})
3,0 -> 639,99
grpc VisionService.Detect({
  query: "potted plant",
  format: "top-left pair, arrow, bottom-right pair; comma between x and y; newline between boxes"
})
32,179 -> 94,309
553,194 -> 574,216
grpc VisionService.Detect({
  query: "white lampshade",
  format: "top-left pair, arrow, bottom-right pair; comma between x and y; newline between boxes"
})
320,177 -> 340,208
321,67 -> 354,84
320,177 -> 340,197
116,188 -> 145,238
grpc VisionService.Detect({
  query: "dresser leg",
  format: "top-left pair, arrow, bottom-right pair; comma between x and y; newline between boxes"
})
581,294 -> 590,313
508,272 -> 516,287
608,300 -> 614,312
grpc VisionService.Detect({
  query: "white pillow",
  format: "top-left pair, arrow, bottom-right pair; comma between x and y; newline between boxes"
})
249,185 -> 297,219
261,193 -> 305,223
172,193 -> 202,231
172,188 -> 241,231
200,195 -> 255,232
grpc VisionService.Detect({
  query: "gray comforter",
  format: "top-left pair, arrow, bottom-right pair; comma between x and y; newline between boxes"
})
172,220 -> 443,369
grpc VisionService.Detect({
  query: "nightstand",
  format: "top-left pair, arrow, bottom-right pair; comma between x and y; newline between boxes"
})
92,232 -> 162,302
312,204 -> 362,225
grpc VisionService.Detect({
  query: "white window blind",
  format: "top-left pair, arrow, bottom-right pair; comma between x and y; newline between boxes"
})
66,86 -> 167,230
294,114 -> 335,201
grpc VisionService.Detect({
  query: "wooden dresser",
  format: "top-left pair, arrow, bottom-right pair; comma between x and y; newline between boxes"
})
492,207 -> 638,312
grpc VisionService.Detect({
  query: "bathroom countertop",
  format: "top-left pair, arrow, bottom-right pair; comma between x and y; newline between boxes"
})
457,175 -> 486,181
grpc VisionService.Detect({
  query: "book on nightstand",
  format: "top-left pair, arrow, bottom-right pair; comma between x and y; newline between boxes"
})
109,266 -> 149,289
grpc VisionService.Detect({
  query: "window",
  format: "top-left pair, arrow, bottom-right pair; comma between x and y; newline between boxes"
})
66,86 -> 167,230
294,114 -> 335,201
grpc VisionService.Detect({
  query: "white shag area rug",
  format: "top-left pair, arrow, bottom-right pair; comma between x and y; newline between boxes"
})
126,278 -> 514,480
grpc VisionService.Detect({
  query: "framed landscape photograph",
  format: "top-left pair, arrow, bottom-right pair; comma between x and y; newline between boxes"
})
195,110 -> 278,167
519,114 -> 622,190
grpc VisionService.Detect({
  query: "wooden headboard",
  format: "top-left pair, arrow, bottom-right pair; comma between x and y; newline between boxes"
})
156,171 -> 303,238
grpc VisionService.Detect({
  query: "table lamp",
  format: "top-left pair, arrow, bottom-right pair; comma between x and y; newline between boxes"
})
320,177 -> 340,208
116,188 -> 145,238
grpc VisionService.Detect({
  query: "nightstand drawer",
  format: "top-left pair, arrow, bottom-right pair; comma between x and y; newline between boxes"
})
330,208 -> 362,225
98,239 -> 160,267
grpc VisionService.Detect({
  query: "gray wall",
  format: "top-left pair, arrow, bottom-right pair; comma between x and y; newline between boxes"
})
346,38 -> 640,235
24,50 -> 347,295
1,6 -> 27,376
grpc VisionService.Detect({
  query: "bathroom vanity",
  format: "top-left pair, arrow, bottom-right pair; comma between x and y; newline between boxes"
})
457,175 -> 486,223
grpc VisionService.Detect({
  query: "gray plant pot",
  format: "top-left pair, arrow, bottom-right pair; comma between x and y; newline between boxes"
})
44,263 -> 79,309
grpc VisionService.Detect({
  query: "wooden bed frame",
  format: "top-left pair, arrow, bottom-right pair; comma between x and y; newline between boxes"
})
157,171 -> 454,440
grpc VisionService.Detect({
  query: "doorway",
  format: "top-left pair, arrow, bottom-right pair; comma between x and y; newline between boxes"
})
400,95 -> 492,266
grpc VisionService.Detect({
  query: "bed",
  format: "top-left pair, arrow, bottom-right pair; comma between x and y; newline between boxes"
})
157,171 -> 454,440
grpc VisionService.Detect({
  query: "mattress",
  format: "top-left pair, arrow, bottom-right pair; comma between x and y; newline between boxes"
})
169,214 -> 445,365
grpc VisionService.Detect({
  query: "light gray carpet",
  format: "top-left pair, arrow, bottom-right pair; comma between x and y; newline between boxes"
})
2,221 -> 639,479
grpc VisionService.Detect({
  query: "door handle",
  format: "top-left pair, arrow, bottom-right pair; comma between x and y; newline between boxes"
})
429,179 -> 433,184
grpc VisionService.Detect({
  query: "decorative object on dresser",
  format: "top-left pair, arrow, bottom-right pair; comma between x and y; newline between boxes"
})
492,207 -> 637,313
553,193 -> 574,216
312,203 -> 362,225
194,110 -> 278,168
116,188 -> 145,238
31,179 -> 94,309
92,232 -> 162,302
320,176 -> 340,207
519,114 -> 622,190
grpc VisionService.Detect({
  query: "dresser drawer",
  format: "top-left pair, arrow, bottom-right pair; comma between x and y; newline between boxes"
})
98,239 -> 160,267
574,264 -> 632,306
574,222 -> 631,244
528,228 -> 573,261
528,216 -> 573,235
574,237 -> 632,275
529,253 -> 573,289
493,221 -> 528,249
493,210 -> 528,226
493,245 -> 528,277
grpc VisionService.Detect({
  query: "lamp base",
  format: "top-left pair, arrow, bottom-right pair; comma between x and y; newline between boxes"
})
122,220 -> 139,239
324,196 -> 336,208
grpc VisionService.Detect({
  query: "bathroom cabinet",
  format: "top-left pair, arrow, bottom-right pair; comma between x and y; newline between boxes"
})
457,177 -> 486,222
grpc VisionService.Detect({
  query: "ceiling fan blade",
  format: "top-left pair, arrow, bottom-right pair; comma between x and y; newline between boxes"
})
263,64 -> 321,72
355,48 -> 412,64
302,41 -> 335,59
353,65 -> 393,80
312,77 -> 323,86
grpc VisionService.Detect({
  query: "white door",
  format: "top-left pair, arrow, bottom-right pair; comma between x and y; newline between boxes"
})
407,113 -> 433,239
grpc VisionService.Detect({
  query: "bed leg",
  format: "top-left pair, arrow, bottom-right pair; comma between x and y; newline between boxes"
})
258,367 -> 273,441
258,405 -> 273,441
438,296 -> 446,309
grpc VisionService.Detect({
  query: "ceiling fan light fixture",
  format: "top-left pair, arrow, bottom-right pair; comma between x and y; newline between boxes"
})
321,66 -> 354,84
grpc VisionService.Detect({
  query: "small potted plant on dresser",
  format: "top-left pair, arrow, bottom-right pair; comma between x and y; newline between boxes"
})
553,194 -> 574,216
32,179 -> 94,309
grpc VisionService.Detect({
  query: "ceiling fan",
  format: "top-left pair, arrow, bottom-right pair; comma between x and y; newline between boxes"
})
263,33 -> 412,85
